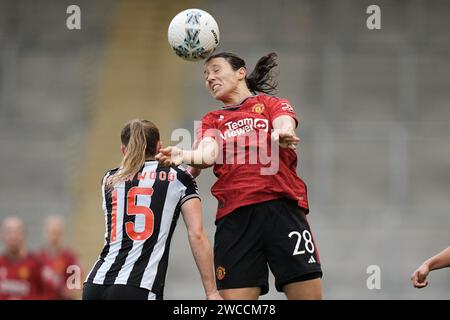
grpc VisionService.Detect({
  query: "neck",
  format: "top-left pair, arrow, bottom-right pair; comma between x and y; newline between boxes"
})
6,249 -> 25,260
222,87 -> 253,106
47,243 -> 62,254
145,157 -> 155,161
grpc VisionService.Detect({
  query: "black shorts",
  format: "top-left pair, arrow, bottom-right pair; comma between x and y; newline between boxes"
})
82,282 -> 159,300
214,198 -> 322,295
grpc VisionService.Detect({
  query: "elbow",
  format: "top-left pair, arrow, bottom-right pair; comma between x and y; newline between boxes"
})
188,229 -> 206,242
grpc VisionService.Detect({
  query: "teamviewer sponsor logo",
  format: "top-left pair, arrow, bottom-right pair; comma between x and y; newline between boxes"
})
220,118 -> 269,140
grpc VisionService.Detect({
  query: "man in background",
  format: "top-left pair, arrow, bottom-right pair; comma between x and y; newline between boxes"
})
36,216 -> 81,299
0,216 -> 42,299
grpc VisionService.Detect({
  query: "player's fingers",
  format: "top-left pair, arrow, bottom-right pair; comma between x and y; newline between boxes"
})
279,133 -> 300,140
412,272 -> 428,288
412,275 -> 420,287
279,137 -> 300,146
159,147 -> 172,155
158,156 -> 164,162
158,156 -> 171,166
417,271 -> 427,283
415,281 -> 428,288
280,139 -> 298,148
285,138 -> 299,145
288,143 -> 297,150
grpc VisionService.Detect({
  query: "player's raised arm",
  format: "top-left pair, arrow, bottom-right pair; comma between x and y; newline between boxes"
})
272,115 -> 300,150
156,137 -> 218,169
412,246 -> 450,288
180,198 -> 222,300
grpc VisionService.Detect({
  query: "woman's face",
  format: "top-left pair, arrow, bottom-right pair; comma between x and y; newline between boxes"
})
204,58 -> 245,101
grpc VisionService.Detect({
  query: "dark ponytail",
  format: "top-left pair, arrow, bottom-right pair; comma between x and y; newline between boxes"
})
205,52 -> 279,95
246,53 -> 278,95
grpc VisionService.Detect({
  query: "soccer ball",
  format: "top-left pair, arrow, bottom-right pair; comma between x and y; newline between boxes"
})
168,9 -> 220,61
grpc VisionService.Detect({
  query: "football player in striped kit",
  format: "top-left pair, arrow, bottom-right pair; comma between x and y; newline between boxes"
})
83,119 -> 221,300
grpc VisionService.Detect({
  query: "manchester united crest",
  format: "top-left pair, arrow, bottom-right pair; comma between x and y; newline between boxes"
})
216,266 -> 226,280
251,103 -> 265,114
18,266 -> 30,279
53,259 -> 65,273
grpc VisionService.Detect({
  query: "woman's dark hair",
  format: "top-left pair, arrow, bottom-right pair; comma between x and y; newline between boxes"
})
205,52 -> 278,95
107,119 -> 160,188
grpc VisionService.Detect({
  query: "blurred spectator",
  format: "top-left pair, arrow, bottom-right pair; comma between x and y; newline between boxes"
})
36,216 -> 81,300
0,216 -> 42,300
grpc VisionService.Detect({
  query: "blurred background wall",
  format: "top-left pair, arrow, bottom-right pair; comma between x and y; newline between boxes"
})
0,0 -> 449,299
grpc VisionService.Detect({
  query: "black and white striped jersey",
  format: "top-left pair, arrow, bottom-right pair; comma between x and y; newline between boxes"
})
85,161 -> 200,298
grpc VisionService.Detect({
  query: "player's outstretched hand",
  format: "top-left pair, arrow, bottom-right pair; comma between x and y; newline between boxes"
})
271,128 -> 300,150
411,263 -> 430,288
155,146 -> 183,167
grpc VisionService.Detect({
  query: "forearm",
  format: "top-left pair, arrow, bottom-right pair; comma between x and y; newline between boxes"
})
188,230 -> 218,297
425,246 -> 450,271
272,115 -> 296,131
181,147 -> 216,168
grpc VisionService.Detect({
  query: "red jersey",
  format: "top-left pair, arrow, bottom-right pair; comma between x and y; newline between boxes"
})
0,253 -> 43,300
36,248 -> 79,300
195,94 -> 309,220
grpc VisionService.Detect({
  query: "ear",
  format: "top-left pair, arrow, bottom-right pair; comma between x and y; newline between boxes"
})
237,67 -> 247,80
156,141 -> 162,152
120,144 -> 126,156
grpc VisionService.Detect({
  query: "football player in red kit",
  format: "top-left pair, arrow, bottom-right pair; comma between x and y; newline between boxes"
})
0,217 -> 42,300
157,52 -> 323,300
36,216 -> 80,299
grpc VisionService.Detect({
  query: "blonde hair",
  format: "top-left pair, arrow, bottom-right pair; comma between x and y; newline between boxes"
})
107,119 -> 160,189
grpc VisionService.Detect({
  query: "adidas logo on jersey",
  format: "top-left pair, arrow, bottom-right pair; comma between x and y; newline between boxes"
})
308,256 -> 316,264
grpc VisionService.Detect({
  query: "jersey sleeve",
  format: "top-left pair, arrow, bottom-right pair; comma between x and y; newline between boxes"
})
101,168 -> 119,210
266,96 -> 299,128
193,113 -> 220,149
176,168 -> 201,206
101,168 -> 118,188
101,171 -> 111,211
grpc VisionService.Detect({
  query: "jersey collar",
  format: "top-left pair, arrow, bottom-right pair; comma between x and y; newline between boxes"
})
221,95 -> 257,109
